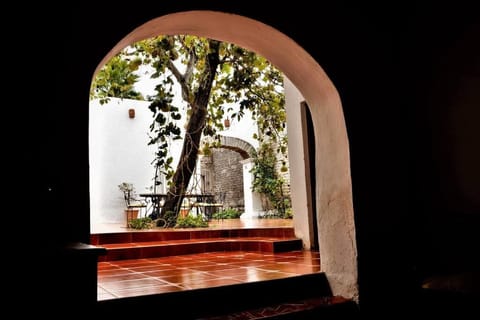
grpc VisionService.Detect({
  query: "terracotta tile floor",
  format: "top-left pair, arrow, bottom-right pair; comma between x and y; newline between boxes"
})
98,250 -> 320,301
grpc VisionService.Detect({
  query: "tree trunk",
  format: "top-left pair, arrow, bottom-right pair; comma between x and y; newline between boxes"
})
161,40 -> 220,226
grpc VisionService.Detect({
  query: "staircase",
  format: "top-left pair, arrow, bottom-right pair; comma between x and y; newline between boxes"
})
92,224 -> 359,318
91,227 -> 303,261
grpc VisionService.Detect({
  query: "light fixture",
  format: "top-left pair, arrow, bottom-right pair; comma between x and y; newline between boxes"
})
128,108 -> 135,119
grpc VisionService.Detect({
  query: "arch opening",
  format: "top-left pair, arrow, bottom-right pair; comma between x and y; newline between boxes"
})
91,10 -> 357,300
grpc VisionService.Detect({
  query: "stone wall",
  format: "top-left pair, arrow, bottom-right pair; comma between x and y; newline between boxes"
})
200,149 -> 245,211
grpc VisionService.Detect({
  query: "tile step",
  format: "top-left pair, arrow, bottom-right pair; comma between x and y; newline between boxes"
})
91,227 -> 296,245
98,237 -> 303,261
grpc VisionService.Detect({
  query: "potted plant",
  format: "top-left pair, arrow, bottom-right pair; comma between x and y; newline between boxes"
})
118,182 -> 147,226
180,197 -> 191,218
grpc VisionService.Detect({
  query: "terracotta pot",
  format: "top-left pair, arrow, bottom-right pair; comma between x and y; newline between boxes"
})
125,209 -> 139,226
180,209 -> 190,218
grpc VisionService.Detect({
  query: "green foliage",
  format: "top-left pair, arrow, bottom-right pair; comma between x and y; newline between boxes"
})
251,142 -> 291,217
251,143 -> 282,196
284,206 -> 293,219
118,182 -> 142,207
259,202 -> 292,219
158,210 -> 178,228
128,217 -> 154,229
212,208 -> 242,219
175,214 -> 209,228
118,182 -> 134,193
92,35 -> 287,191
90,55 -> 143,104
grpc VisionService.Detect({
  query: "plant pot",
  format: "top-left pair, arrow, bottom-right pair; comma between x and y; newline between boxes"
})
125,209 -> 139,226
180,208 -> 190,218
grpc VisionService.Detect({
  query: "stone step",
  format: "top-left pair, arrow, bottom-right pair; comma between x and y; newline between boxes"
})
97,237 -> 303,261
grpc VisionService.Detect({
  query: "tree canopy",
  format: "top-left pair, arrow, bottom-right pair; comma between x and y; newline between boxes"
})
90,55 -> 144,104
91,35 -> 287,226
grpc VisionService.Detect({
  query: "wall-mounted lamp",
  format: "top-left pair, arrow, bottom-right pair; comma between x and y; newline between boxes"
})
224,118 -> 230,128
128,108 -> 135,119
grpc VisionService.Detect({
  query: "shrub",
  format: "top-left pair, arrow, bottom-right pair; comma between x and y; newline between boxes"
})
128,217 -> 154,229
175,214 -> 208,228
212,208 -> 242,219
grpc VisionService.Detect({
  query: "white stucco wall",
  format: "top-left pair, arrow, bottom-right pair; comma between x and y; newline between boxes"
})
89,98 -> 160,226
240,158 -> 264,218
220,108 -> 259,150
284,77 -> 311,249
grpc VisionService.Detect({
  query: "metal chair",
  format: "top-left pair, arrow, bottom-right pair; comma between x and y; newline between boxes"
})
124,190 -> 148,218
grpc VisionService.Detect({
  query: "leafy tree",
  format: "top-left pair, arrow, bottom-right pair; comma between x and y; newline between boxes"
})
91,35 -> 286,227
90,54 -> 143,104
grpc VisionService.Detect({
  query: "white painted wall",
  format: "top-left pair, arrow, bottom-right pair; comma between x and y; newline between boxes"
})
220,108 -> 259,150
89,98 -> 160,226
240,158 -> 264,218
284,77 -> 311,249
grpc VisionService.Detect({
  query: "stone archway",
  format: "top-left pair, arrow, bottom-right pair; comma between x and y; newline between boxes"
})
93,10 -> 358,300
216,136 -> 256,158
200,136 -> 262,217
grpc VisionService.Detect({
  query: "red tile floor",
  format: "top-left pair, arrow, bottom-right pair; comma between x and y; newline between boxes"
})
98,250 -> 320,301
95,219 -> 320,301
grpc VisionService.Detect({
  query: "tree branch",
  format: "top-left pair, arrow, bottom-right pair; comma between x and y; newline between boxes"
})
167,60 -> 192,103
184,49 -> 197,88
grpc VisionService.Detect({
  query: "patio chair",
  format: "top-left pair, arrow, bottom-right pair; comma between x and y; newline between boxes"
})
124,191 -> 148,218
190,193 -> 225,220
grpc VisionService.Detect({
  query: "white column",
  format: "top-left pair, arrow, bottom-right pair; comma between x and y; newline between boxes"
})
240,158 -> 264,219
